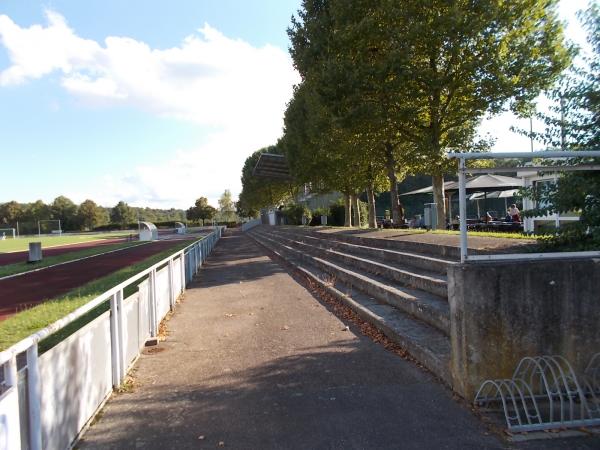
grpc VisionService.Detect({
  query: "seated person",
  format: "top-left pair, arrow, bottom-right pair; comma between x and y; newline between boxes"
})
508,204 -> 521,222
504,210 -> 513,222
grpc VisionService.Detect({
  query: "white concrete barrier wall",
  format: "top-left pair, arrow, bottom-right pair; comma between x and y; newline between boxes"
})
39,311 -> 112,450
0,387 -> 21,449
0,227 -> 223,450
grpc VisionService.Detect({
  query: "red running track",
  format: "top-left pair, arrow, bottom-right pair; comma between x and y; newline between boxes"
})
0,238 -> 130,266
0,238 -> 194,320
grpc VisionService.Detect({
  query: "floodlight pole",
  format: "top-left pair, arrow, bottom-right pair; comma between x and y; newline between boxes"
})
38,221 -> 41,237
458,158 -> 468,263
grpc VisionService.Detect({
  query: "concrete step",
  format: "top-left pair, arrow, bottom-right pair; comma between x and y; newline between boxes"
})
249,230 -> 452,386
252,229 -> 450,336
277,226 -> 464,260
267,226 -> 455,275
265,228 -> 448,298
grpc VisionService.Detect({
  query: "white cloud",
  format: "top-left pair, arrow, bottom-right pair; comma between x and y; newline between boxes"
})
0,10 -> 299,208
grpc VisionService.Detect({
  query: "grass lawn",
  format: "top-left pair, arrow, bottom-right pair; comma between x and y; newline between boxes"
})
0,238 -> 197,352
0,231 -> 133,253
430,229 -> 536,240
0,241 -> 147,279
314,225 -> 537,240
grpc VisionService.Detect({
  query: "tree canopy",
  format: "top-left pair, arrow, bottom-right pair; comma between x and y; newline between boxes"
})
282,0 -> 571,226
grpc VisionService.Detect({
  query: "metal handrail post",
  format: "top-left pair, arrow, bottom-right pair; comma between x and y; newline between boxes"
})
26,344 -> 42,450
109,293 -> 121,387
458,158 -> 468,263
149,269 -> 158,337
168,258 -> 174,311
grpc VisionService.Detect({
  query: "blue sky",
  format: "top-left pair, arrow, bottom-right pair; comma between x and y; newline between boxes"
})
0,0 -> 591,209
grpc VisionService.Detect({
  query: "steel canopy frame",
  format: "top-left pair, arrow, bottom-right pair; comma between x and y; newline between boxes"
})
447,150 -> 600,263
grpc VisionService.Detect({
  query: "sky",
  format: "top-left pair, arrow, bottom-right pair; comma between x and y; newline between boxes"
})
0,0 -> 592,209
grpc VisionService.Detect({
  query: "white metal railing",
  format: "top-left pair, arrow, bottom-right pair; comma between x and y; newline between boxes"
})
0,227 -> 223,450
241,218 -> 261,232
448,150 -> 600,263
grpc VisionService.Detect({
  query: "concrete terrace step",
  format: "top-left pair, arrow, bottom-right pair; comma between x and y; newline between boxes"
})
278,226 -> 464,260
252,229 -> 450,336
268,227 -> 455,275
249,231 -> 452,386
264,228 -> 448,298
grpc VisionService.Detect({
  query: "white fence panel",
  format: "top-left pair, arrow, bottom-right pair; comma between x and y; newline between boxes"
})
0,228 -> 224,450
173,257 -> 182,297
155,266 -> 170,320
0,388 -> 21,449
123,293 -> 141,368
39,311 -> 112,450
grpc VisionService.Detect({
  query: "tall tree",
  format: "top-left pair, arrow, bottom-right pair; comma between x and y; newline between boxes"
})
348,0 -> 572,226
522,2 -> 600,249
186,197 -> 217,225
50,196 -> 78,231
110,201 -> 135,227
78,199 -> 107,230
0,201 -> 23,225
217,190 -> 238,223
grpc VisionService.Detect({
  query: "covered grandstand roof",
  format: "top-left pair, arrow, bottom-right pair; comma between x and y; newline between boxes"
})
252,153 -> 291,180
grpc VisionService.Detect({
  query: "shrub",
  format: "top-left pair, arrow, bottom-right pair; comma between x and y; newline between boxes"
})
309,207 -> 330,226
283,204 -> 312,225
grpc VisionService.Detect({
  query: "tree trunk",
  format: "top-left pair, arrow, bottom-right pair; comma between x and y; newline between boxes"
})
366,185 -> 377,228
344,193 -> 352,227
432,174 -> 446,229
351,194 -> 361,228
384,142 -> 404,224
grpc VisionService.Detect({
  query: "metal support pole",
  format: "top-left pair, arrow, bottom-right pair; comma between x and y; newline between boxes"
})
458,158 -> 468,263
109,293 -> 121,387
149,269 -> 158,337
26,345 -> 42,450
168,258 -> 174,311
179,251 -> 186,292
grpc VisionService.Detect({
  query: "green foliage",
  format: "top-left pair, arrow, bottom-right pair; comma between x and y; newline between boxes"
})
328,200 -> 346,226
77,199 -> 108,231
186,197 -> 216,225
286,0 -> 572,225
110,201 -> 136,227
216,189 -> 239,223
0,198 -> 184,233
520,4 -> 600,250
309,207 -> 330,226
283,204 -> 312,225
50,196 -> 78,230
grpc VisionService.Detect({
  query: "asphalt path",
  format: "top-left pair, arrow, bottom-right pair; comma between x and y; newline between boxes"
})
79,231 -> 599,449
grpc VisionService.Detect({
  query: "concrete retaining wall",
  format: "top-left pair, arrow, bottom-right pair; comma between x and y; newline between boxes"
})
448,257 -> 600,399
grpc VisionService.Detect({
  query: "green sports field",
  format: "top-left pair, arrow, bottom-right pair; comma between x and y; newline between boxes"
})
0,232 -> 134,253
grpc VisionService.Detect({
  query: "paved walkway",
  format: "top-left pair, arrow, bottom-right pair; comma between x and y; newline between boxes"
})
79,230 -> 596,449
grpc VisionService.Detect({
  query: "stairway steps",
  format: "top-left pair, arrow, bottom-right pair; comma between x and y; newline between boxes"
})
269,227 -> 455,275
278,225 -> 463,259
250,230 -> 452,386
253,229 -> 450,336
266,228 -> 448,298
